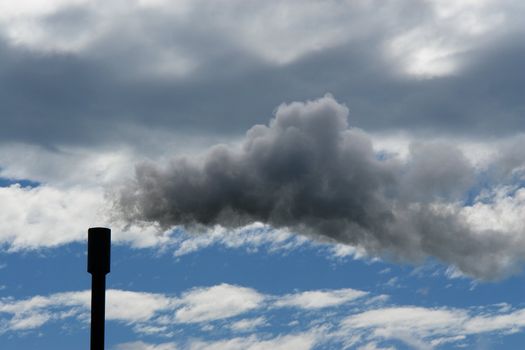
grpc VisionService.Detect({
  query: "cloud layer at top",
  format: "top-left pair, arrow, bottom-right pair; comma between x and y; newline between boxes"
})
0,0 -> 524,148
114,96 -> 525,279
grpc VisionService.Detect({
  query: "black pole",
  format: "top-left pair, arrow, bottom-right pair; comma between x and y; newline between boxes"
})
87,227 -> 111,350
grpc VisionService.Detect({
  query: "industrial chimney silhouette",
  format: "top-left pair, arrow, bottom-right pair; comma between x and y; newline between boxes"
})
87,227 -> 111,350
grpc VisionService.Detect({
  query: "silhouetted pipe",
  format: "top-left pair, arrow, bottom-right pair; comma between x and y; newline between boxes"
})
87,227 -> 111,350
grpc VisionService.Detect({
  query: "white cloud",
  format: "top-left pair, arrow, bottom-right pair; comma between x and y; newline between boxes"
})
462,186 -> 525,234
0,143 -> 135,188
187,332 -> 319,350
328,244 -> 360,259
339,304 -> 525,349
2,283 -> 525,348
0,283 -> 263,333
0,184 -> 104,250
229,317 -> 267,332
0,144 -> 177,250
0,183 -> 173,250
8,312 -> 50,331
386,0 -> 508,77
357,343 -> 395,350
114,341 -> 178,350
274,288 -> 367,309
174,284 -> 264,324
342,306 -> 468,338
172,222 -> 307,257
106,290 -> 174,322
463,308 -> 525,334
0,289 -> 171,334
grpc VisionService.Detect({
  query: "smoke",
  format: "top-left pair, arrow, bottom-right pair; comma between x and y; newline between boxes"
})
112,95 -> 525,279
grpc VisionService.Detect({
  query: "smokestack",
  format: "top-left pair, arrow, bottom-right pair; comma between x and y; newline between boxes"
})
87,227 -> 111,350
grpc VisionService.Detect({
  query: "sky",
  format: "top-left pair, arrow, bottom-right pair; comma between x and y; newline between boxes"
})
0,0 -> 525,349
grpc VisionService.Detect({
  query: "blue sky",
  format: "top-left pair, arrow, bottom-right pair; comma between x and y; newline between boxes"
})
1,1 -> 525,349
2,227 -> 525,349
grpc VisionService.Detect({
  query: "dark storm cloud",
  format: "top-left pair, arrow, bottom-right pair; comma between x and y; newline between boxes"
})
113,96 -> 525,279
0,1 -> 524,148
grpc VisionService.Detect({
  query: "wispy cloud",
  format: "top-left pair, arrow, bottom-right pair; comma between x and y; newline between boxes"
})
174,284 -> 264,324
114,341 -> 178,350
185,331 -> 320,350
273,288 -> 367,310
229,317 -> 267,333
2,284 -> 525,349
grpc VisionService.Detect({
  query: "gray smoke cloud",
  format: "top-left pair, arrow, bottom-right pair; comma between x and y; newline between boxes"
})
113,95 -> 525,279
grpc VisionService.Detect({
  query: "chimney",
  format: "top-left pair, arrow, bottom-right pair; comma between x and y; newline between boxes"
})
87,227 -> 111,350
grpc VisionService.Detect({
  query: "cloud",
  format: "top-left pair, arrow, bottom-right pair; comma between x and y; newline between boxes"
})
2,283 -> 525,349
0,96 -> 523,280
105,290 -> 174,322
0,284 -> 354,336
0,284 -> 264,334
114,341 -> 178,350
186,332 -> 320,350
342,306 -> 468,339
229,317 -> 267,332
113,95 -> 525,279
174,284 -> 264,323
0,289 -> 172,334
0,153 -> 376,260
0,94 -> 523,280
0,0 -> 524,150
340,304 -> 525,349
0,183 -> 173,250
274,288 -> 367,309
0,184 -> 104,250
171,223 -> 308,257
115,332 -> 321,350
357,343 -> 395,350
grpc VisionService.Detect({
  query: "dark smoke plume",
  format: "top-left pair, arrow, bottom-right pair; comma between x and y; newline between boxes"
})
113,95 -> 525,279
